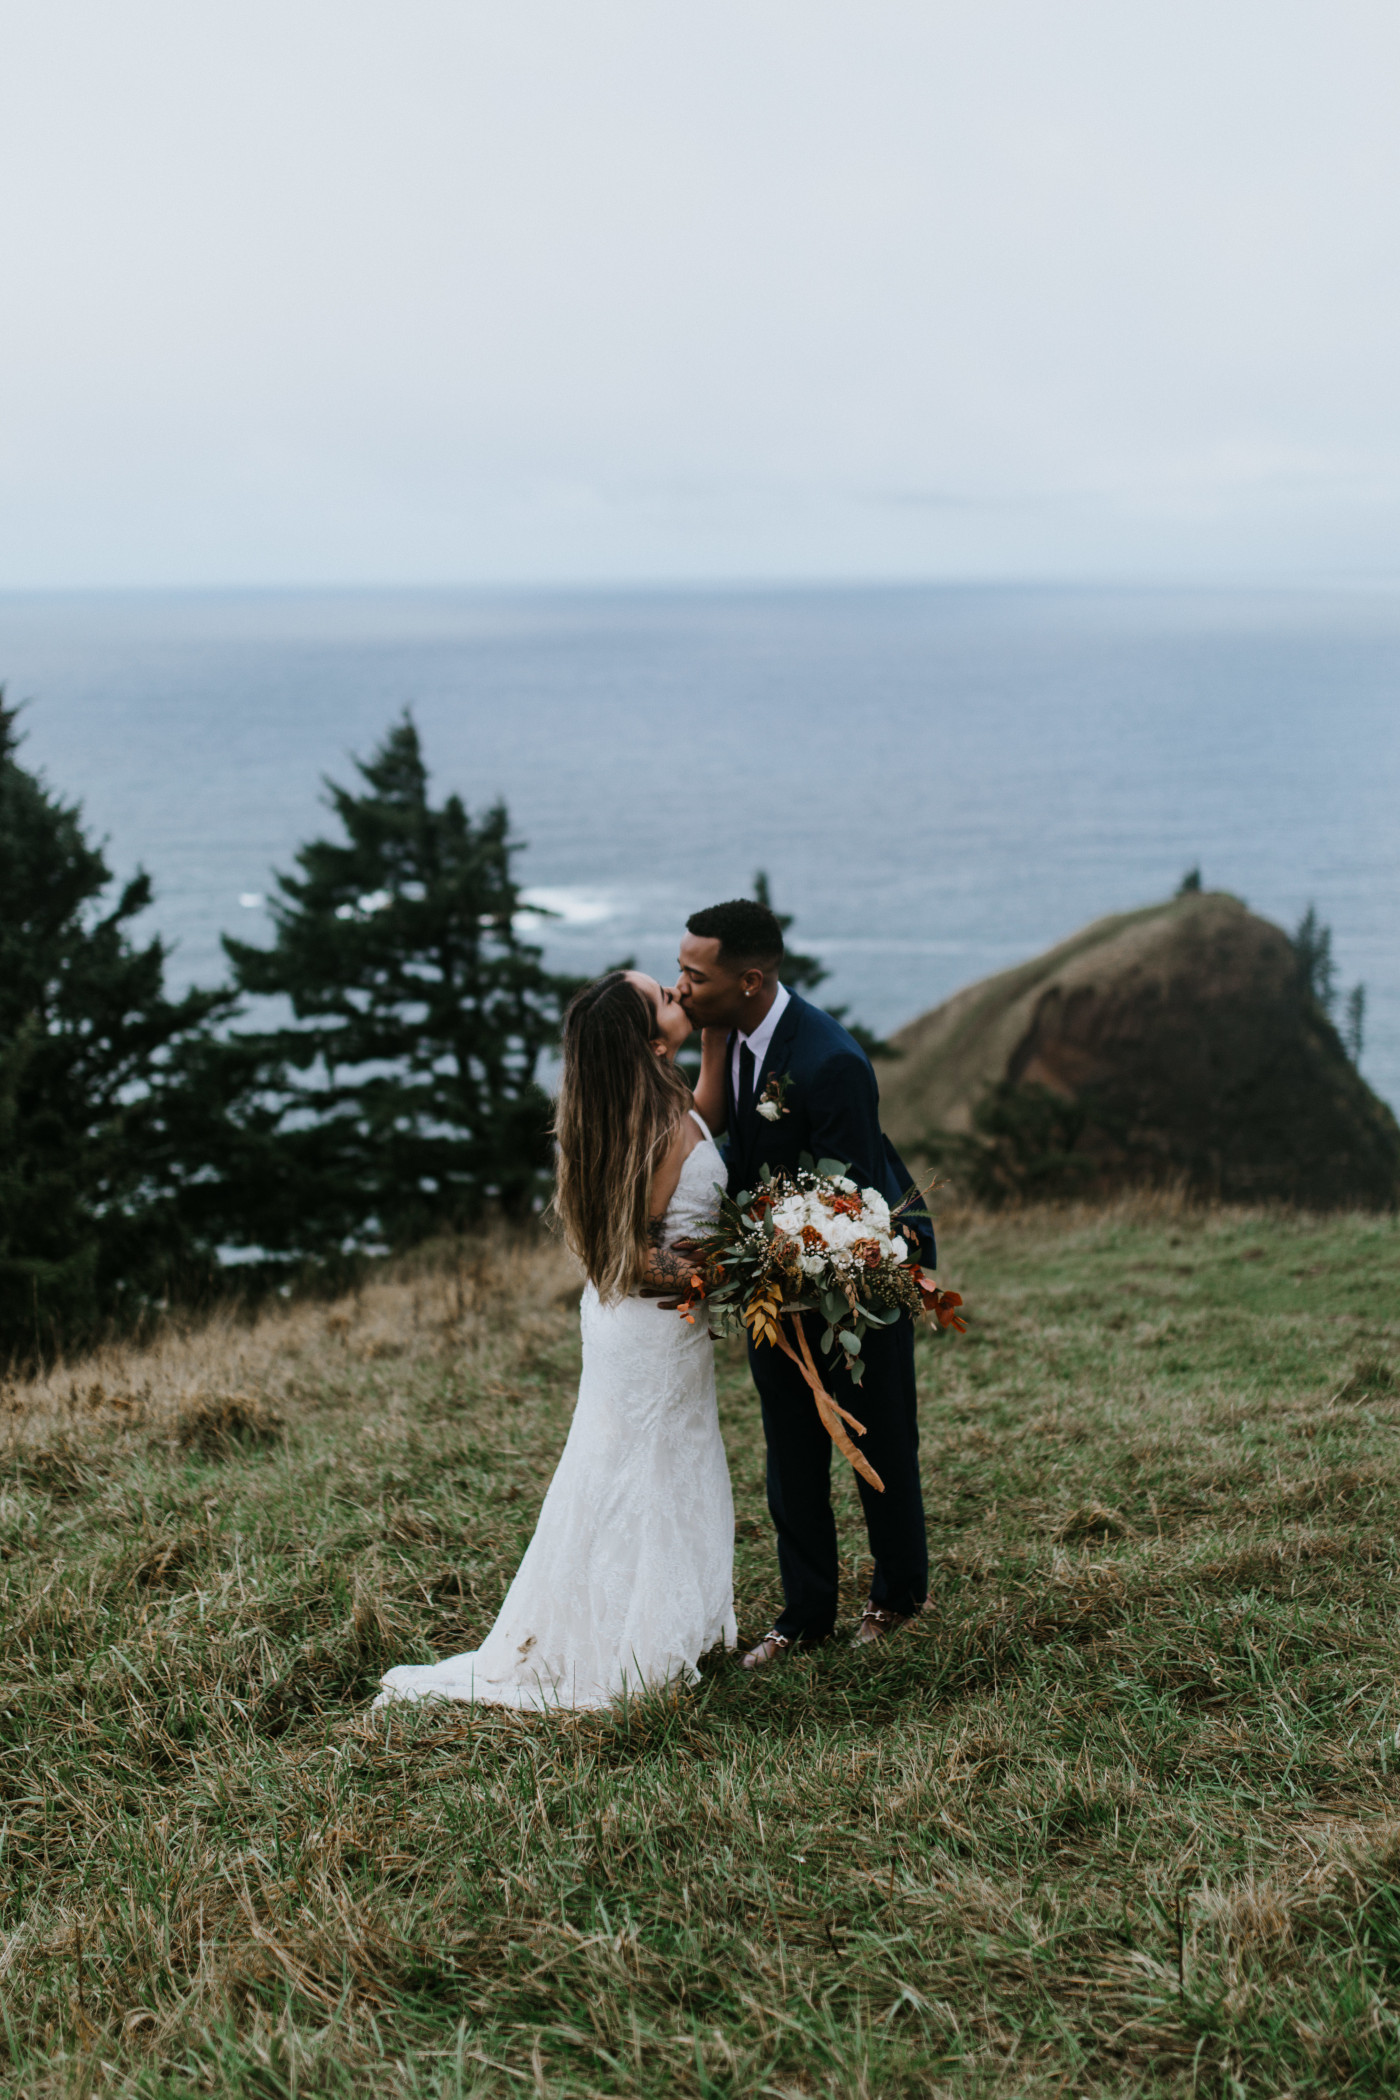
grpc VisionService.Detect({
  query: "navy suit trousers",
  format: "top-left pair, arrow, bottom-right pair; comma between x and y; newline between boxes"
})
747,1311 -> 928,1639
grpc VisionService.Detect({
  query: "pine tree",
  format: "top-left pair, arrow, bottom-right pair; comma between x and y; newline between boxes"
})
754,870 -> 897,1060
0,697 -> 231,1359
1292,904 -> 1336,1016
210,714 -> 572,1259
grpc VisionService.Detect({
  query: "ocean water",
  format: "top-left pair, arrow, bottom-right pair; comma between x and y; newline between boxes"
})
2,583 -> 1398,1114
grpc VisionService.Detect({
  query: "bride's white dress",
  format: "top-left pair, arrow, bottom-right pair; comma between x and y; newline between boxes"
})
375,1113 -> 735,1712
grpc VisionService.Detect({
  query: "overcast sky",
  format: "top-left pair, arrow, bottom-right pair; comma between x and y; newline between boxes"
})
3,2 -> 1399,588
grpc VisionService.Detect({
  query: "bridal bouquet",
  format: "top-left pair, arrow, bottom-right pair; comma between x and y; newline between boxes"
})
675,1158 -> 964,1493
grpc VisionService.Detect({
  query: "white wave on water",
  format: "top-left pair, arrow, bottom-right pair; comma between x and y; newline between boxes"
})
516,886 -> 618,929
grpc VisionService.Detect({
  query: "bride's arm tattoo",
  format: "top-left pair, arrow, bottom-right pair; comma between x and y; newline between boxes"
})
639,1220 -> 701,1296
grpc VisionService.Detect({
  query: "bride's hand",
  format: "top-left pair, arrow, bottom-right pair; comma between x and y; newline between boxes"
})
691,1029 -> 728,1134
637,1236 -> 707,1306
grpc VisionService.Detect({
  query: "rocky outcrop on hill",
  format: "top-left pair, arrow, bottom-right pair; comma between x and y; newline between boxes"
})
877,892 -> 1400,1208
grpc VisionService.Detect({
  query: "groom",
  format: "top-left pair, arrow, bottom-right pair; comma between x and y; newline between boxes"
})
677,897 -> 934,1666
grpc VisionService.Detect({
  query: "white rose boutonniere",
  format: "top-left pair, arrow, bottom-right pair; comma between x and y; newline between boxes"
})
756,1070 -> 792,1122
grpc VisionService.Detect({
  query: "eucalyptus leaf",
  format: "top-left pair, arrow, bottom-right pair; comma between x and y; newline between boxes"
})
838,1330 -> 861,1355
816,1157 -> 851,1179
820,1325 -> 835,1354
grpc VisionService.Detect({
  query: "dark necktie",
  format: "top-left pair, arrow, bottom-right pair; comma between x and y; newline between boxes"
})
738,1042 -> 756,1123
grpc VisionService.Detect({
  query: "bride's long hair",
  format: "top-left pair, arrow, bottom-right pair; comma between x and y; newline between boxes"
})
553,971 -> 693,1301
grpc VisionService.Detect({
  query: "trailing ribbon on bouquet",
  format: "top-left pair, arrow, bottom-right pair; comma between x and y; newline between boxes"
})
773,1310 -> 885,1492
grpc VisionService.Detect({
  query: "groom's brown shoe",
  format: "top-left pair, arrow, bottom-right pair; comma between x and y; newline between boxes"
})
853,1606 -> 915,1647
741,1630 -> 792,1670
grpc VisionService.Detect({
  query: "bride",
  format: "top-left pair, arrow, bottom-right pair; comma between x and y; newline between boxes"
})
375,970 -> 736,1712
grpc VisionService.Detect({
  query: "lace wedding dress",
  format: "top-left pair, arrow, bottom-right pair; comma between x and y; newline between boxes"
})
375,1113 -> 736,1712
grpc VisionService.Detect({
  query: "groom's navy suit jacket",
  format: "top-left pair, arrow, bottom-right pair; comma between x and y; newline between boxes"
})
723,991 -> 935,1271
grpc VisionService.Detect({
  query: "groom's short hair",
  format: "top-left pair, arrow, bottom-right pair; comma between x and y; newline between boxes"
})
686,898 -> 784,972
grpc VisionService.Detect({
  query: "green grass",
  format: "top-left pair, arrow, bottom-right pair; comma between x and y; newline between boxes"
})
1,1198 -> 1398,2096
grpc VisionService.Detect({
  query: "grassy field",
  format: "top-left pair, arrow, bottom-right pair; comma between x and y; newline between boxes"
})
2,1198 -> 1399,2098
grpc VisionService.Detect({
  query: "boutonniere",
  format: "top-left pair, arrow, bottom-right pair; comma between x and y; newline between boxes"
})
756,1070 -> 793,1122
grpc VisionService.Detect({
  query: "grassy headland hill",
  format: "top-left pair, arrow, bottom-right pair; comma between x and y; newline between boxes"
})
2,1200 -> 1399,2095
877,891 -> 1400,1209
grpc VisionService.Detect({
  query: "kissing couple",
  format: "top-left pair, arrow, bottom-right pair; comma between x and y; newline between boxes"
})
376,895 -> 938,1713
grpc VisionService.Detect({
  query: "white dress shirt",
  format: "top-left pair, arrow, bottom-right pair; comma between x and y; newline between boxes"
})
730,979 -> 792,1109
